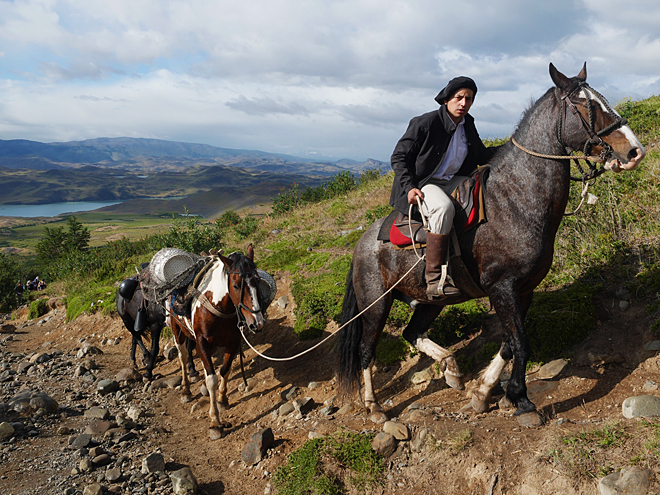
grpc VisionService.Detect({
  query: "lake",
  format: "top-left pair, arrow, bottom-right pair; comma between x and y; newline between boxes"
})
0,201 -> 123,218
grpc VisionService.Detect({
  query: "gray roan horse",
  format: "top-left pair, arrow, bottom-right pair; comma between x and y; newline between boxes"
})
117,278 -> 198,381
337,63 -> 646,424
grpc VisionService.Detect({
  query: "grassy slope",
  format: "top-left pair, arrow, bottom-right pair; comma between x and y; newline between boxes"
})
28,94 -> 660,360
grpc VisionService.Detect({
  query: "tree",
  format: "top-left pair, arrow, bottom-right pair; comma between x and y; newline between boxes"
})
36,216 -> 90,262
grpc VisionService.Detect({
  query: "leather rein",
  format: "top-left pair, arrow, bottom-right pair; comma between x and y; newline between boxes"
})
511,81 -> 628,182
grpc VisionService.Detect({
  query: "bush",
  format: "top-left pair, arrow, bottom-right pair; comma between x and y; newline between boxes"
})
0,253 -> 19,311
152,209 -> 225,254
525,282 -> 597,362
234,216 -> 260,240
272,430 -> 384,495
28,298 -> 50,320
216,210 -> 241,228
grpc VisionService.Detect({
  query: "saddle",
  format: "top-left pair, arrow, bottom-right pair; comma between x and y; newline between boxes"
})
378,167 -> 490,249
377,169 -> 490,299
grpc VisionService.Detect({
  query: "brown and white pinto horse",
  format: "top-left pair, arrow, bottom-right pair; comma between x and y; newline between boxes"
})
166,245 -> 264,434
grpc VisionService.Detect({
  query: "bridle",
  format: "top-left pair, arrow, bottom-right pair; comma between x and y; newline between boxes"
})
227,267 -> 262,333
511,81 -> 628,182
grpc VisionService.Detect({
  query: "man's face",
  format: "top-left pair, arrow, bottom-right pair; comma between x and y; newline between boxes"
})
445,88 -> 474,123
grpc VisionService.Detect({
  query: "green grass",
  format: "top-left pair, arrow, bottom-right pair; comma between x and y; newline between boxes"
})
64,282 -> 118,322
550,422 -> 627,480
272,430 -> 384,495
5,212 -> 173,252
525,282 -> 597,362
27,298 -> 50,320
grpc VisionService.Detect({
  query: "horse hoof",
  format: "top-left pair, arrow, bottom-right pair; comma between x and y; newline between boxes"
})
443,370 -> 465,390
471,393 -> 491,413
369,412 -> 388,424
516,411 -> 544,428
180,394 -> 193,404
209,428 -> 224,441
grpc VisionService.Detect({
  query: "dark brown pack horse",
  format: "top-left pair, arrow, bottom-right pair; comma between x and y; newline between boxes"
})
117,279 -> 198,381
167,245 -> 264,434
338,63 -> 646,424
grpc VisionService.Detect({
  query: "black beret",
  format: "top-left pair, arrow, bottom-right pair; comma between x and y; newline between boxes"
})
434,76 -> 478,105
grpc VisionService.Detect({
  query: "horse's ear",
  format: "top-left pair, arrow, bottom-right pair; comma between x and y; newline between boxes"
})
549,63 -> 571,91
219,254 -> 233,270
576,62 -> 587,81
246,243 -> 254,261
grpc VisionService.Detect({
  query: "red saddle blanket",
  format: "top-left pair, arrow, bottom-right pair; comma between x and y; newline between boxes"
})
387,170 -> 488,248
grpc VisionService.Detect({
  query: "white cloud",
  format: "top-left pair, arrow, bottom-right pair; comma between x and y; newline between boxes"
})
0,0 -> 658,161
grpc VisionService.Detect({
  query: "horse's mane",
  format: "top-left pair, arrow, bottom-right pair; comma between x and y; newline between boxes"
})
227,251 -> 256,276
511,87 -> 556,137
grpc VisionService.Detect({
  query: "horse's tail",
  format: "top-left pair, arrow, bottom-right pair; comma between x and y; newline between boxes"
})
336,262 -> 363,397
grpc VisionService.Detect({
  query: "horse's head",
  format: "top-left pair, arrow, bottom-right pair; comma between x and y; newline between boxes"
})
550,62 -> 646,172
221,244 -> 265,333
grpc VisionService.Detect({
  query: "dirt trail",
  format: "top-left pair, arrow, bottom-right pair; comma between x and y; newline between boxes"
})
1,287 -> 660,495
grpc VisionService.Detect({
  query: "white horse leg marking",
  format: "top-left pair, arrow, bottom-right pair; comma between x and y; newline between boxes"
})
414,333 -> 464,389
471,352 -> 508,413
363,361 -> 377,409
414,334 -> 453,361
206,373 -> 220,428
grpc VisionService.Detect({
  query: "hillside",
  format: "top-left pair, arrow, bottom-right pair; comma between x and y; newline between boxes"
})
1,95 -> 659,495
0,137 -> 388,176
0,164 -> 325,206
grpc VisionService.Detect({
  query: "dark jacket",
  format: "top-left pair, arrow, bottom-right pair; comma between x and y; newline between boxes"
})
389,105 -> 497,215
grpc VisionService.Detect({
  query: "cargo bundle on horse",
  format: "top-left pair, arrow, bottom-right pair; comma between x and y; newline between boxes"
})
117,268 -> 198,381
337,63 -> 646,426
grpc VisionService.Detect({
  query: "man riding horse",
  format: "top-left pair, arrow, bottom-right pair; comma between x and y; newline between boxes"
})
390,77 -> 499,298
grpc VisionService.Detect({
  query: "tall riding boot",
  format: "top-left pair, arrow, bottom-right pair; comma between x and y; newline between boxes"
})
425,232 -> 460,298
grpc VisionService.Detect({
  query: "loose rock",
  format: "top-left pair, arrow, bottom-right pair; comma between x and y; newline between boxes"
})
598,466 -> 652,495
536,359 -> 568,380
371,432 -> 397,457
170,466 -> 198,495
0,422 -> 15,440
383,421 -> 410,440
622,395 -> 660,419
142,452 -> 165,474
241,428 -> 275,465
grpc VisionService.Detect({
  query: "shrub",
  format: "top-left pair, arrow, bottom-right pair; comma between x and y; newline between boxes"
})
216,210 -> 241,228
234,216 -> 260,240
28,298 -> 50,319
0,253 -> 19,311
428,300 -> 489,347
525,282 -> 597,362
375,334 -> 411,365
272,430 -> 384,495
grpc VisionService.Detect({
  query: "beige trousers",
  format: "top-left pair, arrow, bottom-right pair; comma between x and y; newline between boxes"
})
420,175 -> 467,234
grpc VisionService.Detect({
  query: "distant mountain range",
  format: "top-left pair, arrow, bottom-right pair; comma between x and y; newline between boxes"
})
0,137 -> 387,176
0,137 -> 390,213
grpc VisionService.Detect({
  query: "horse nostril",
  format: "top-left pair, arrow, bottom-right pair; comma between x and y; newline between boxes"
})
628,148 -> 640,161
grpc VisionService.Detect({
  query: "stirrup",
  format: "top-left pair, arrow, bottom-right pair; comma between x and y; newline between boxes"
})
427,265 -> 460,298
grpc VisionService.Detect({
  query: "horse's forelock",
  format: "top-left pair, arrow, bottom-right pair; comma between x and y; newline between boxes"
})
227,252 -> 256,277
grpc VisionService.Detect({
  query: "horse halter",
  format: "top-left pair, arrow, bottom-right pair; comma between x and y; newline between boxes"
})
227,268 -> 262,333
556,81 -> 628,180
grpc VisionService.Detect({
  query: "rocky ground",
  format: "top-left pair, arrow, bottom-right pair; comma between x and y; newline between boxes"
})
1,282 -> 660,495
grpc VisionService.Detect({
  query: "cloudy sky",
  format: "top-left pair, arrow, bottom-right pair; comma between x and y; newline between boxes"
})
0,0 -> 658,162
